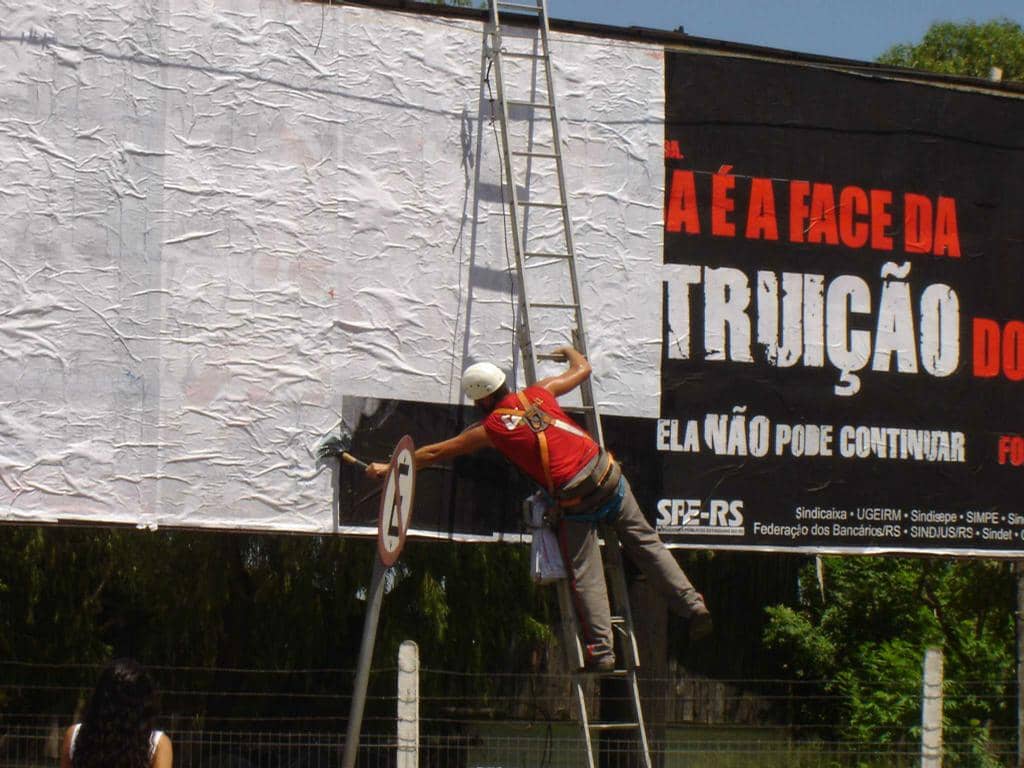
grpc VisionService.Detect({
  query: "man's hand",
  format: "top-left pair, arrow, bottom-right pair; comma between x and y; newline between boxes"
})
365,462 -> 389,481
538,346 -> 592,396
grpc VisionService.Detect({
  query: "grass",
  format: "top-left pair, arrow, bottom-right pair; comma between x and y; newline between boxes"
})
457,721 -> 922,768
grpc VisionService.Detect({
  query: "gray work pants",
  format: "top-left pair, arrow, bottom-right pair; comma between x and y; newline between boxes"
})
557,475 -> 705,663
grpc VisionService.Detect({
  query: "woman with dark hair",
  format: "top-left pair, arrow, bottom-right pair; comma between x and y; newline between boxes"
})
60,659 -> 172,768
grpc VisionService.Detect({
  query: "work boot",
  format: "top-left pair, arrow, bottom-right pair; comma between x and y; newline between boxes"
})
584,654 -> 616,673
688,605 -> 713,642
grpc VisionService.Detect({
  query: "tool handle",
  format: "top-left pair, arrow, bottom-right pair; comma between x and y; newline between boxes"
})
340,452 -> 369,471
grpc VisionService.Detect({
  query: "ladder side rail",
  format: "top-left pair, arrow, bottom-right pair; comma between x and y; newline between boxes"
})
556,581 -> 586,668
627,670 -> 654,768
535,3 -> 605,447
516,36 -> 545,386
539,15 -> 646,765
572,679 -> 599,768
488,8 -> 539,384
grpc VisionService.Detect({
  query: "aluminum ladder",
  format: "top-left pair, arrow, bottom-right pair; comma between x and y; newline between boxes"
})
484,2 -> 653,766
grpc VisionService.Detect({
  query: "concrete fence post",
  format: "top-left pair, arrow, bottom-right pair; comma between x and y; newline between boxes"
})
397,640 -> 420,768
921,645 -> 944,768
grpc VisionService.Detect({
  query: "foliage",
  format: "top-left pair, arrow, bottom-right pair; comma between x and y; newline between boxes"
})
0,525 -> 554,723
0,527 -> 117,663
878,19 -> 1024,82
762,557 -> 1015,765
762,605 -> 836,680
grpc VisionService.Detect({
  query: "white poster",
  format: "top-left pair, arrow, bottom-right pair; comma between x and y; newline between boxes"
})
0,1 -> 665,531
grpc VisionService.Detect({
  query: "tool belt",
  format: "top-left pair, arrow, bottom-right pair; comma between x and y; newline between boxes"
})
554,450 -> 622,518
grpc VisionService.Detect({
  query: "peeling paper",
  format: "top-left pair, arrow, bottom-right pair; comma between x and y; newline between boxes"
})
0,2 -> 664,532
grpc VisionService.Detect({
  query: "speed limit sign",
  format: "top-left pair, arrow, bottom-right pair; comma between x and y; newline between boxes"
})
377,435 -> 416,567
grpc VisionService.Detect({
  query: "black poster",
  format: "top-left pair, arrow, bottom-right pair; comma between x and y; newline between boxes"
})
658,52 -> 1024,554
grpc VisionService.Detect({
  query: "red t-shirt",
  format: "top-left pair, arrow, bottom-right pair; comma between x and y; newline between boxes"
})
482,385 -> 599,490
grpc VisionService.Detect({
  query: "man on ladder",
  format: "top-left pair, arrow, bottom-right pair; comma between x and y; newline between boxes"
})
365,346 -> 712,671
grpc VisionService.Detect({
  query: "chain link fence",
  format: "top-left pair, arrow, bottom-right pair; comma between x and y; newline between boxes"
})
0,661 -> 1016,767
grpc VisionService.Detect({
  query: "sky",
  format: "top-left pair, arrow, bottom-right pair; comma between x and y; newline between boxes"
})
545,0 -> 1024,63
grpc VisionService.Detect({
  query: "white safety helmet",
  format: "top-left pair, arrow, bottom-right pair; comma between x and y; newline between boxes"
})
462,362 -> 506,401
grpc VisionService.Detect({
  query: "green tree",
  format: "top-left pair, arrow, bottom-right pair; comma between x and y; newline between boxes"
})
763,558 -> 1015,766
0,523 -> 555,728
878,19 -> 1024,82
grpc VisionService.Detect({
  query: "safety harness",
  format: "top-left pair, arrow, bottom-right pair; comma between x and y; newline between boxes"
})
494,392 -> 624,521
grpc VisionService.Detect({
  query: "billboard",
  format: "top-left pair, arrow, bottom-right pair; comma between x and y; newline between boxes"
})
658,52 -> 1024,555
2,2 -> 1023,554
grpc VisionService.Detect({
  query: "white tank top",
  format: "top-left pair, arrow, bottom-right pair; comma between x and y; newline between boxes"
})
68,724 -> 163,761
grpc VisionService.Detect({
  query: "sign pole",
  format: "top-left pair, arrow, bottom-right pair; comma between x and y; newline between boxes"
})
341,436 -> 416,768
342,556 -> 388,768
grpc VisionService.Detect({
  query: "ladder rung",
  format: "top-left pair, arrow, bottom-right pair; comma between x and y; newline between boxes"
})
561,405 -> 597,418
590,722 -> 642,732
537,352 -> 572,361
529,302 -> 579,310
577,668 -> 629,678
517,200 -> 565,208
512,150 -> 559,158
497,1 -> 542,11
507,99 -> 554,110
499,51 -> 546,60
524,251 -> 571,259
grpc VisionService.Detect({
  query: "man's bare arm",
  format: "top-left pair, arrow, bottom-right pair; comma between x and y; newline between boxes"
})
537,346 -> 592,397
365,424 -> 491,480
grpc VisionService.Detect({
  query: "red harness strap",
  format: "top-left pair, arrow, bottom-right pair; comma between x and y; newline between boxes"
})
491,391 -> 556,494
516,391 -> 554,494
